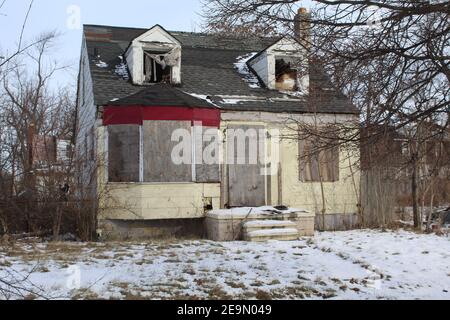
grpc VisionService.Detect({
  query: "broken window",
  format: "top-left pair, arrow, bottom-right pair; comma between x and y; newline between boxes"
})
299,137 -> 340,183
275,57 -> 298,91
143,48 -> 179,84
108,125 -> 140,182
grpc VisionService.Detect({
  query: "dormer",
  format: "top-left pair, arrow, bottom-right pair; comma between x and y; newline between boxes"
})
247,37 -> 309,94
125,25 -> 181,85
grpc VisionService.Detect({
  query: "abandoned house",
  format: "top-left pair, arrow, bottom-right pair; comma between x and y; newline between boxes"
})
75,9 -> 360,240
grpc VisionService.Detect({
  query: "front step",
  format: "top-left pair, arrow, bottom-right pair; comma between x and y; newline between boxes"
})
243,219 -> 300,242
244,228 -> 300,242
243,220 -> 297,233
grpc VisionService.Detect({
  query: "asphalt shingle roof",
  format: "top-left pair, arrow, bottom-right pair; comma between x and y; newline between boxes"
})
107,84 -> 214,108
83,24 -> 358,115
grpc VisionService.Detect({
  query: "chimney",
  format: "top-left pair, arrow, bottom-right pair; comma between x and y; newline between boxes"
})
294,8 -> 311,50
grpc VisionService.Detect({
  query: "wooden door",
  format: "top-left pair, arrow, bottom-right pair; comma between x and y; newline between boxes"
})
227,125 -> 266,207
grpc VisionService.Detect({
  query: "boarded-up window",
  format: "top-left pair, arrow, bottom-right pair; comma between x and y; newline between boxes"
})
108,125 -> 140,182
299,138 -> 339,182
195,126 -> 221,183
143,121 -> 192,183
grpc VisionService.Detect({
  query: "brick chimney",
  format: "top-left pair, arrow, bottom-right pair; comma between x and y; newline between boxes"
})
294,7 -> 311,50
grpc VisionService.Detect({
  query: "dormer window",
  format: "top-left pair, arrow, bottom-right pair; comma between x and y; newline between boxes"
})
247,37 -> 309,94
144,51 -> 172,83
125,25 -> 182,85
275,57 -> 298,91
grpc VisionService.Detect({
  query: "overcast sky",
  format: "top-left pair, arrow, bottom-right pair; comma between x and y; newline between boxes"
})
0,0 -> 312,91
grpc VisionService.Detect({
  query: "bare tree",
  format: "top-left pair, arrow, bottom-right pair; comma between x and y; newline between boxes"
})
202,0 -> 449,229
0,29 -> 78,236
203,0 -> 449,136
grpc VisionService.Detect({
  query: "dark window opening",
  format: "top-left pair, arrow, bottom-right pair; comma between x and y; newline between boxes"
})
275,57 -> 298,91
144,51 -> 172,84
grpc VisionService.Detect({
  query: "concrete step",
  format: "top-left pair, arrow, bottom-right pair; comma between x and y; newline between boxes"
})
243,220 -> 297,233
244,228 -> 300,242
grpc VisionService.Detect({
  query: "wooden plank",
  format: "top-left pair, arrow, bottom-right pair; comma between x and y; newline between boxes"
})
143,121 -> 192,183
322,148 -> 330,182
299,140 -> 306,182
299,137 -> 339,183
332,146 -> 340,182
196,127 -> 220,183
266,165 -> 272,205
108,125 -> 140,182
278,163 -> 283,205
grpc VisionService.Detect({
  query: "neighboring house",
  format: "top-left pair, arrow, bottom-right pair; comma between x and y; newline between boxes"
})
361,124 -> 450,208
30,134 -> 72,194
32,135 -> 72,168
76,10 -> 360,239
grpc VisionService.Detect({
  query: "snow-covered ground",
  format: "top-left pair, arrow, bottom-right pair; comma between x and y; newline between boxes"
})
0,229 -> 448,300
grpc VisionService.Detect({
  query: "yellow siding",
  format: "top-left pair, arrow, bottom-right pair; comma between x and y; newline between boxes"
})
280,130 -> 360,214
220,113 -> 360,216
96,112 -> 360,221
96,125 -> 221,220
99,182 -> 221,220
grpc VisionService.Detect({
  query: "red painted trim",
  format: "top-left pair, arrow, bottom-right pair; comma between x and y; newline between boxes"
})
103,105 -> 221,127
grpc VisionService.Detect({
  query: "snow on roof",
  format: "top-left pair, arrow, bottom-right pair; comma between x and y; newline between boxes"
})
234,53 -> 261,89
114,57 -> 129,80
184,92 -> 221,108
95,60 -> 108,68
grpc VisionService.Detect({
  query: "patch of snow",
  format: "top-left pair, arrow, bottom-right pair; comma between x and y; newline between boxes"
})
94,60 -> 108,68
280,90 -> 306,98
1,230 -> 449,300
234,53 -> 261,89
184,92 -> 221,108
313,229 -> 450,300
220,98 -> 243,105
114,57 -> 129,80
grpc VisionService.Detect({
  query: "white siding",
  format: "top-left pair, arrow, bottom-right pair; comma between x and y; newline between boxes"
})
248,37 -> 309,92
249,52 -> 269,87
75,36 -> 97,194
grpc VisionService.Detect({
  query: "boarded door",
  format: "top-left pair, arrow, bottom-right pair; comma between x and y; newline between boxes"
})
227,125 -> 266,207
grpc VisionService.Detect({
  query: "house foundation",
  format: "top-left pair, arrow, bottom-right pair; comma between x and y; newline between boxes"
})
98,218 -> 205,241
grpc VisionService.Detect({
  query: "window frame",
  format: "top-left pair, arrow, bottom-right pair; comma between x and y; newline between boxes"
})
142,49 -> 173,84
106,122 -> 221,184
299,135 -> 340,183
